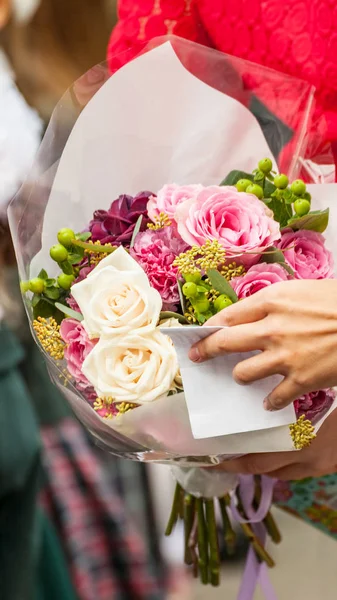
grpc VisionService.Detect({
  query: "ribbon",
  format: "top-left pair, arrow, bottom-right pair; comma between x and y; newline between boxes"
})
231,475 -> 278,600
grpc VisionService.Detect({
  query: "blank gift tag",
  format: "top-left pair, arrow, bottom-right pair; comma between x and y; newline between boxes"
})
161,326 -> 295,440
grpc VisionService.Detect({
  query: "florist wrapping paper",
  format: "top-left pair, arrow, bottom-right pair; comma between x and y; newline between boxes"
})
31,42 -> 275,276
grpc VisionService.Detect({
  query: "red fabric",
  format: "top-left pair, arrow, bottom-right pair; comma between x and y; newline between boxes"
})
108,0 -> 337,156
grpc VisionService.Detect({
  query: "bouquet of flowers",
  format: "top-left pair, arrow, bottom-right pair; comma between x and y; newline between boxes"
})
9,38 -> 337,596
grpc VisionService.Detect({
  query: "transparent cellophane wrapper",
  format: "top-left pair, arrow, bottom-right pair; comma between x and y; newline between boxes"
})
8,36 -> 337,470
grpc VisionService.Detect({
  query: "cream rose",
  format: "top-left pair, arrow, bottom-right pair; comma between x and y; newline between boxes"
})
82,330 -> 179,403
71,246 -> 162,338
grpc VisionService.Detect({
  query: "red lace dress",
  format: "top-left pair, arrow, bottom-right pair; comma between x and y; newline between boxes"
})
108,0 -> 337,164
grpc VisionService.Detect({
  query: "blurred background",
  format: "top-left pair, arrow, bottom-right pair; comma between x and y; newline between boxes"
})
1,1 -> 337,600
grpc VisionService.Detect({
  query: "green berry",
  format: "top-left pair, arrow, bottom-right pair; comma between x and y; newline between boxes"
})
20,281 -> 30,294
57,228 -> 76,248
193,297 -> 210,314
246,183 -> 263,199
236,179 -> 252,192
50,244 -> 68,263
214,294 -> 233,312
291,179 -> 306,196
57,273 -> 75,290
294,198 -> 310,217
183,272 -> 201,284
182,281 -> 198,299
29,278 -> 45,294
273,174 -> 289,189
258,158 -> 273,174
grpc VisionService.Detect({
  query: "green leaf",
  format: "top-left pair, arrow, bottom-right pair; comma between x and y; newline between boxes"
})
68,249 -> 85,264
264,179 -> 276,197
55,302 -> 83,321
268,198 -> 292,228
220,170 -> 253,187
76,232 -> 92,242
130,215 -> 143,249
31,294 -> 41,308
37,269 -> 48,280
45,278 -> 56,287
178,280 -> 186,313
44,287 -> 61,300
206,269 -> 238,303
160,311 -> 188,325
59,260 -> 74,275
33,299 -> 57,320
260,247 -> 294,277
72,239 -> 115,253
287,209 -> 329,233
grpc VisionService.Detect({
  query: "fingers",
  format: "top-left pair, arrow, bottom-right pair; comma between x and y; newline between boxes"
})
264,377 -> 309,411
205,293 -> 269,328
188,322 -> 267,363
217,451 -> 295,475
232,352 -> 284,385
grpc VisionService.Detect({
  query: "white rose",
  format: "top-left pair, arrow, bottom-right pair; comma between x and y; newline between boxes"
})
71,246 -> 162,338
82,329 -> 179,404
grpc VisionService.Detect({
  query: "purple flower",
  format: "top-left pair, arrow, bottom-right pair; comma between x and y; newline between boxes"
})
89,191 -> 153,245
294,389 -> 335,425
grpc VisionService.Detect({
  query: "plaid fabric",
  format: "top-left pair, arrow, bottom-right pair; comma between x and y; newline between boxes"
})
40,418 -> 166,600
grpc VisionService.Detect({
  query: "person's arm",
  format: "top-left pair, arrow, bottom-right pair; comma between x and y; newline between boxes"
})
107,0 -> 211,71
189,279 -> 337,410
188,279 -> 337,479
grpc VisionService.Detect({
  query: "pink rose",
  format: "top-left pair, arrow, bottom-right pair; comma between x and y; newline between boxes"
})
60,318 -> 97,393
294,389 -> 335,425
231,262 -> 289,299
131,227 -> 188,309
277,229 -> 334,280
175,186 -> 280,267
147,184 -> 203,222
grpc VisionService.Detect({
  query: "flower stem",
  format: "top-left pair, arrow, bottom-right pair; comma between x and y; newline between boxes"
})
184,494 -> 196,565
165,483 -> 183,536
205,499 -> 220,586
219,496 -> 236,555
254,477 -> 281,544
196,498 -> 209,584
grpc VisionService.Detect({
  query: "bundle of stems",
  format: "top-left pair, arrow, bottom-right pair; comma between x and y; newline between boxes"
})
165,477 -> 281,587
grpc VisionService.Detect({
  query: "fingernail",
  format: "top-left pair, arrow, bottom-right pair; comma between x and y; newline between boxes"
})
263,397 -> 275,411
189,345 -> 201,363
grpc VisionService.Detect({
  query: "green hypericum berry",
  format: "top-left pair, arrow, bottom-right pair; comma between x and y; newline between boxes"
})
193,296 -> 210,313
29,278 -> 45,294
214,294 -> 233,312
57,273 -> 75,290
20,281 -> 31,294
291,179 -> 306,196
294,198 -> 310,217
273,174 -> 289,189
50,244 -> 69,263
183,272 -> 201,284
246,183 -> 263,199
57,228 -> 76,248
258,158 -> 273,174
182,281 -> 198,298
236,179 -> 252,192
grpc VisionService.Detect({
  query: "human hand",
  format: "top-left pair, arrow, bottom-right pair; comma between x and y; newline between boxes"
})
216,407 -> 337,480
189,279 -> 337,410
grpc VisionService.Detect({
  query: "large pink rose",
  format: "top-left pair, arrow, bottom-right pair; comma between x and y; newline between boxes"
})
60,318 -> 97,394
175,185 -> 280,266
278,229 -> 334,279
147,184 -> 203,222
232,262 -> 289,299
131,227 -> 188,309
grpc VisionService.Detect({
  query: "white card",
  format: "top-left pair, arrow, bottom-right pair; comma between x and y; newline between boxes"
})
162,326 -> 296,440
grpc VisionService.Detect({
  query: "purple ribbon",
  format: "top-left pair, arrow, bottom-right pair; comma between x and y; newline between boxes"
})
230,475 -> 278,600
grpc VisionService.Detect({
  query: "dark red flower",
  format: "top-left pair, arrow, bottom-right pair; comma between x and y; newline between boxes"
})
294,389 -> 335,425
89,191 -> 153,245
